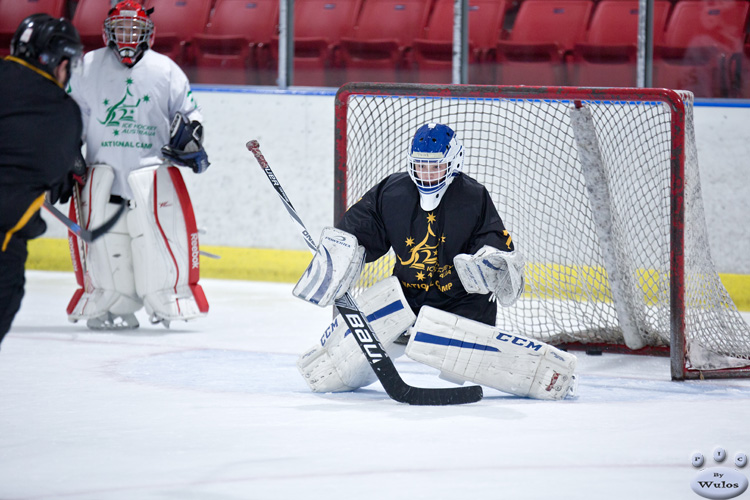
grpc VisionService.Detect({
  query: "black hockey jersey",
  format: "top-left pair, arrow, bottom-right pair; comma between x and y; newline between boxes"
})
337,172 -> 514,325
0,56 -> 83,247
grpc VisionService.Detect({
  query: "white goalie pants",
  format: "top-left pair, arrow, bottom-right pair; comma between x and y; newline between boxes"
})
67,164 -> 209,323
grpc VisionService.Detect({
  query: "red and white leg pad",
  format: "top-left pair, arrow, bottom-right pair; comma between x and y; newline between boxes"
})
68,164 -> 142,321
405,306 -> 578,400
127,166 -> 208,323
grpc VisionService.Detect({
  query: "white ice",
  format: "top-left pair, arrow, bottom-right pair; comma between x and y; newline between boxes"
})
2,271 -> 750,500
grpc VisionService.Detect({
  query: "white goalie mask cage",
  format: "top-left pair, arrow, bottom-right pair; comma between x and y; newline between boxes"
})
407,122 -> 464,211
103,0 -> 155,67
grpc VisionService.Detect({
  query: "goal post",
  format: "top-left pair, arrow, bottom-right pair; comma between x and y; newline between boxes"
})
333,83 -> 750,381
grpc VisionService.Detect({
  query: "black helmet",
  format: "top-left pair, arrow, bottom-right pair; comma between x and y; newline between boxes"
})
10,13 -> 83,85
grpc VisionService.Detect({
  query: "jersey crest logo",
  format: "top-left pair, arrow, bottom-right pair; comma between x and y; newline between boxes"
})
99,78 -> 147,128
398,212 -> 441,270
397,213 -> 455,292
96,78 -> 156,150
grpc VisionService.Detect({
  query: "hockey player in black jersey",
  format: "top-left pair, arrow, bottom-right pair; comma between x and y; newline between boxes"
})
0,14 -> 84,346
294,123 -> 578,400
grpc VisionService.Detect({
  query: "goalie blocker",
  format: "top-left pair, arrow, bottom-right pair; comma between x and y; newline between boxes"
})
293,227 -> 365,307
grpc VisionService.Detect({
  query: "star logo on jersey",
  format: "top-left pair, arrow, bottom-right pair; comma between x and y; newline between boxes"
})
398,212 -> 456,293
96,78 -> 158,150
398,212 -> 440,271
99,78 -> 144,127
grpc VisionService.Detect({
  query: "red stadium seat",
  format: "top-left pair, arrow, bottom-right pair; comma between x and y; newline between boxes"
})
412,0 -> 508,83
653,0 -> 750,98
338,0 -> 432,83
72,0 -> 112,53
494,0 -> 594,86
144,0 -> 213,65
570,0 -> 671,87
0,0 -> 67,57
192,0 -> 279,85
282,0 -> 362,86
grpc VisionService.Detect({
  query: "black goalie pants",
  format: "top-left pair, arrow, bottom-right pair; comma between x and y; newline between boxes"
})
0,236 -> 28,346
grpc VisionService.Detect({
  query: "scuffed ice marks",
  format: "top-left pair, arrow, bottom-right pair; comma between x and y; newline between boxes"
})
113,350 -> 309,394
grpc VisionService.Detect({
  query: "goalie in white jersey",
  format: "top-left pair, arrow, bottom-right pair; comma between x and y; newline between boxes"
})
65,0 -> 209,330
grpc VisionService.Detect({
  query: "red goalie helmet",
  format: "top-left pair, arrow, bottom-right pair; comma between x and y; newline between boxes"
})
103,0 -> 155,67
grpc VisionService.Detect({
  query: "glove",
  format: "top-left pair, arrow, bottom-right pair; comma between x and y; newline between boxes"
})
161,112 -> 210,173
71,146 -> 87,186
49,147 -> 87,205
293,227 -> 365,307
454,246 -> 525,306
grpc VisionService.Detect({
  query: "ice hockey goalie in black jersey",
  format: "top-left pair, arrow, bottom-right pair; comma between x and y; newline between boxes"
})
0,14 -> 84,347
294,123 -> 578,401
338,123 -> 518,326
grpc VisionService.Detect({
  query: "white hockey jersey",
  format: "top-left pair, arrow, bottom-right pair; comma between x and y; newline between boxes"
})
69,48 -> 203,198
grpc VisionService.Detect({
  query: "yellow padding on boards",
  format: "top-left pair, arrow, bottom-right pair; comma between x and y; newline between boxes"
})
26,238 -> 311,283
25,238 -> 750,311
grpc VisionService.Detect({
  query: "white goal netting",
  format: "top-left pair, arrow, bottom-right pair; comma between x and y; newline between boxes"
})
335,84 -> 750,379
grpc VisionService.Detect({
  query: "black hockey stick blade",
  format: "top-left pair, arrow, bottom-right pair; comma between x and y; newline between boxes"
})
43,198 -> 127,243
334,295 -> 483,405
247,139 -> 483,405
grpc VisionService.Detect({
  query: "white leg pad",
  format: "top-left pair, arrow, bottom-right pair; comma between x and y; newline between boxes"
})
297,276 -> 416,393
405,306 -> 577,400
68,165 -> 142,320
127,166 -> 208,322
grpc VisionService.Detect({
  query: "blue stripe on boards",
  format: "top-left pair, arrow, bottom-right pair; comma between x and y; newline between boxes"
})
192,85 -> 338,97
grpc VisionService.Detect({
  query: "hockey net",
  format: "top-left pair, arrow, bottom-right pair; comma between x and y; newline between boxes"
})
334,83 -> 750,380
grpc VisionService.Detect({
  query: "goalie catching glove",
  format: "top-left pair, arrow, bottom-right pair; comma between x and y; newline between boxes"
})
161,112 -> 210,173
293,227 -> 365,307
454,245 -> 525,306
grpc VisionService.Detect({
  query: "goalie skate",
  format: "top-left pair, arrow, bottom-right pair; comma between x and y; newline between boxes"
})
86,312 -> 139,330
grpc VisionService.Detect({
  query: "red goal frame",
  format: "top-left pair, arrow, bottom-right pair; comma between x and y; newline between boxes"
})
333,83 -> 749,381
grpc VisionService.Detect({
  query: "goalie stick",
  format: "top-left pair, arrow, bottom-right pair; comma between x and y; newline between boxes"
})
246,140 -> 483,405
43,196 -> 126,243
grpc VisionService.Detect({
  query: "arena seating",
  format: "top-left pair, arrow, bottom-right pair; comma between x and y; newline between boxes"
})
570,0 -> 671,87
0,0 -> 67,57
8,0 -> 748,96
411,0 -> 508,83
144,0 -> 213,65
494,0 -> 594,86
729,41 -> 750,98
653,0 -> 750,98
71,0 -> 111,53
192,0 -> 279,85
268,0 -> 362,86
338,0 -> 432,82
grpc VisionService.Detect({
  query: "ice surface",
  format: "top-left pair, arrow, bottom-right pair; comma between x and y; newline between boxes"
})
2,271 -> 749,499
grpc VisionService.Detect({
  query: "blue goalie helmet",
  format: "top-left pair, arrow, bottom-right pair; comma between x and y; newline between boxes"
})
407,123 -> 464,211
